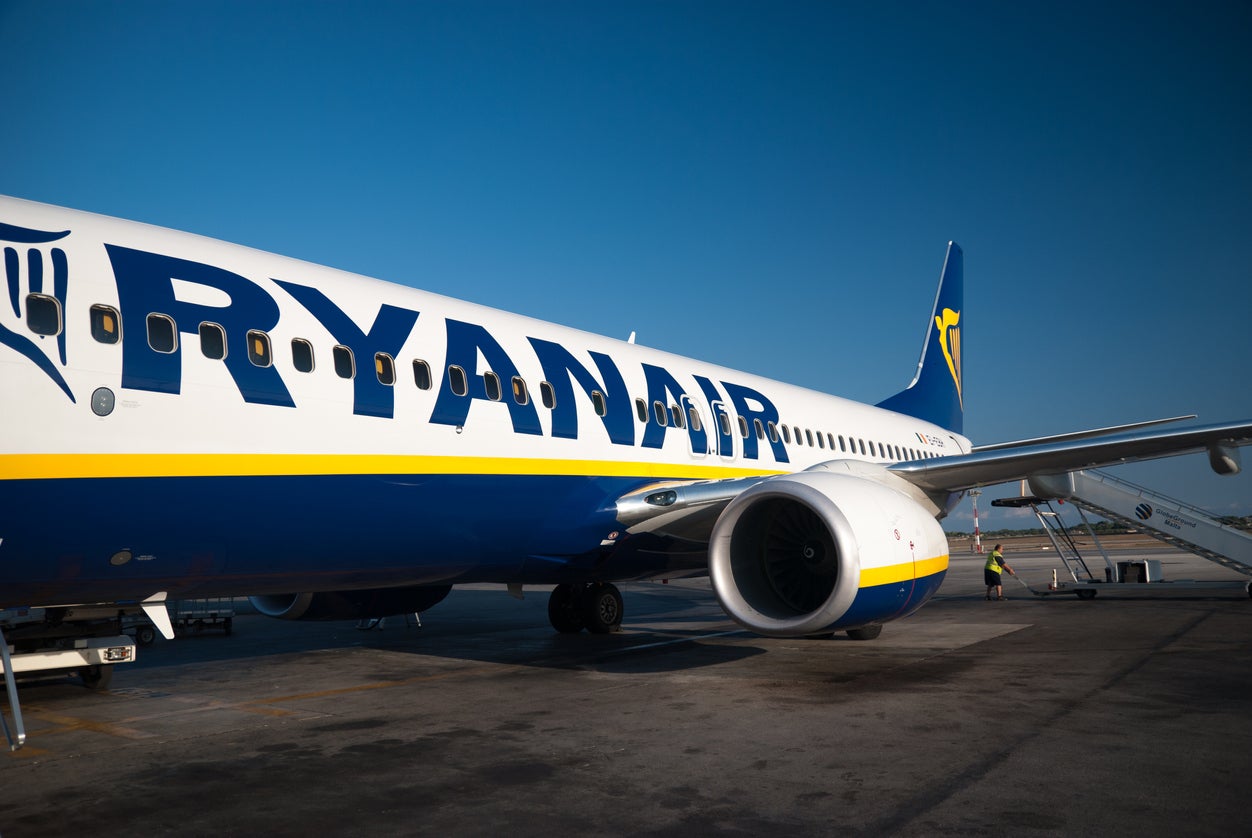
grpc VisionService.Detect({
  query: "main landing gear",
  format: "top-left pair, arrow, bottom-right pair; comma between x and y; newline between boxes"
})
547,582 -> 624,634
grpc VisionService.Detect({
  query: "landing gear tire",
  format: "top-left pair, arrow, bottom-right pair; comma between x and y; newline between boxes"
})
846,624 -> 882,641
80,664 -> 114,690
580,583 -> 623,634
1076,589 -> 1097,600
547,584 -> 585,633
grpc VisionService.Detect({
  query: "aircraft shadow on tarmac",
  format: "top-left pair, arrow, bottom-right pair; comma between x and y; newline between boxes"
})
113,586 -> 772,677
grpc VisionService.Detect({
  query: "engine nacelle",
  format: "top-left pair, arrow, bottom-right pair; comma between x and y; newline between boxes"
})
249,584 -> 452,621
709,469 -> 948,637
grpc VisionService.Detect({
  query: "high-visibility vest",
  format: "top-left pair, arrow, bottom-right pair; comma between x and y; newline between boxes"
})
985,551 -> 1004,575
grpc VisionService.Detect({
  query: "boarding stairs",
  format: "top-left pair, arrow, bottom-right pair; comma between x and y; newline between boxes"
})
1028,468 -> 1252,577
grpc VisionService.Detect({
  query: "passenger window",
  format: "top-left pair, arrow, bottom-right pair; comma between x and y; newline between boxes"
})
448,365 -> 468,396
292,339 -> 315,373
333,345 -> 355,379
839,435 -> 847,452
146,313 -> 177,353
828,434 -> 836,450
512,377 -> 529,405
412,359 -> 432,390
858,439 -> 866,456
540,381 -> 555,409
754,419 -> 765,440
483,371 -> 501,401
653,401 -> 667,426
247,330 -> 273,368
738,417 -> 749,438
24,294 -> 61,336
688,407 -> 702,432
805,429 -> 814,447
768,422 -> 779,443
90,304 -> 120,344
782,425 -> 792,444
718,412 -> 731,437
635,398 -> 648,422
592,390 -> 607,417
376,353 -> 396,386
671,404 -> 685,429
199,322 -> 227,360
816,430 -> 825,449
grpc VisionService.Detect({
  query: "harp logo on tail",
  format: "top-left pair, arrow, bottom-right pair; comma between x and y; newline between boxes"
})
935,307 -> 962,409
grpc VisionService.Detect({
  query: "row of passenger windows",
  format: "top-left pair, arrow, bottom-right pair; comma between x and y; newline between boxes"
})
629,397 -> 937,460
22,293 -> 943,461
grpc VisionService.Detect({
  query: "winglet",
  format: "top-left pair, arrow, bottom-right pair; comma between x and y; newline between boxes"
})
876,242 -> 964,434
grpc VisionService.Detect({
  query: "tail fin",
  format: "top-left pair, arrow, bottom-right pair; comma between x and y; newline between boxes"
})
875,242 -> 964,434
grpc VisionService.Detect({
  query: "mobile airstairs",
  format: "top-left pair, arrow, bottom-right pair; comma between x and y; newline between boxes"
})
992,468 -> 1252,599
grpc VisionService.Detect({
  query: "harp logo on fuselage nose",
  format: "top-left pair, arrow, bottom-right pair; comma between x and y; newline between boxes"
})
0,222 -> 75,402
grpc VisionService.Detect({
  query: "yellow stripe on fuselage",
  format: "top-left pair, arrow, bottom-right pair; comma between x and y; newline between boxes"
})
858,553 -> 949,588
0,453 -> 786,482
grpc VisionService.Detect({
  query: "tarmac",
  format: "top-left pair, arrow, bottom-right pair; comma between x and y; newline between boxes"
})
2,537 -> 1250,837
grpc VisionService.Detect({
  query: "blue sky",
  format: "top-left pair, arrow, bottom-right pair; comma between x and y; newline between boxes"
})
2,0 -> 1250,529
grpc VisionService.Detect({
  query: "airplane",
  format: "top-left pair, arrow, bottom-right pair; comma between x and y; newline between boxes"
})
2,193 -> 1250,654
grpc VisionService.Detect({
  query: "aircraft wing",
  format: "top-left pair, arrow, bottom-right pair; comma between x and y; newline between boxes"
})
889,418 -> 1252,493
613,419 -> 1252,545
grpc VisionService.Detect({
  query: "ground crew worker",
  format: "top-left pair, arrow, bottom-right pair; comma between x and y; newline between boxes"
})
984,543 -> 1014,600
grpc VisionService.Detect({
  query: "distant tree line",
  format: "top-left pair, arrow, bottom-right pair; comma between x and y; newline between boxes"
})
946,515 -> 1252,538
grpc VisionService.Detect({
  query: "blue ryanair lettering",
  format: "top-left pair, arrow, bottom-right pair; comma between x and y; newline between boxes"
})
722,381 -> 788,463
639,363 -> 706,454
693,375 -> 733,457
274,280 -> 419,419
106,245 -> 295,407
431,319 -> 542,435
528,337 -> 633,445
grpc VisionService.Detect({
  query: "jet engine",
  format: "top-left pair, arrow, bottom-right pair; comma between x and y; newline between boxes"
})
249,584 -> 452,621
708,468 -> 948,637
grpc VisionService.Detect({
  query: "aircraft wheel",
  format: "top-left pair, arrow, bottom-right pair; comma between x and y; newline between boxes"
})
1076,589 -> 1097,600
547,584 -> 585,633
579,582 -> 624,634
846,624 -> 882,641
80,664 -> 114,690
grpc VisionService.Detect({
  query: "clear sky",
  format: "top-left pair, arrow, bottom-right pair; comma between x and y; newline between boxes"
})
2,0 -> 1250,530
